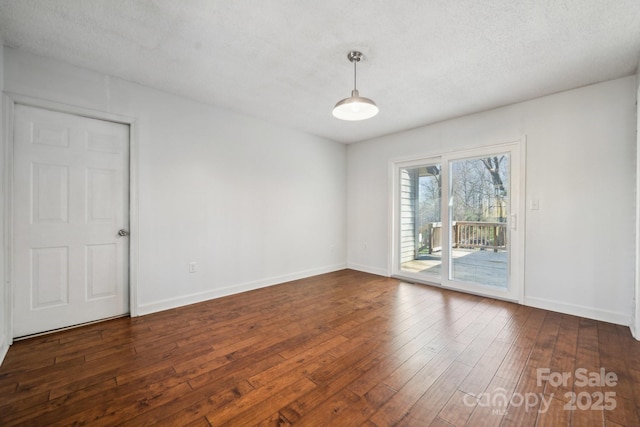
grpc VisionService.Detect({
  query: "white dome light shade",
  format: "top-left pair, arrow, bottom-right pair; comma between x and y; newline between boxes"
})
332,51 -> 378,121
332,90 -> 379,121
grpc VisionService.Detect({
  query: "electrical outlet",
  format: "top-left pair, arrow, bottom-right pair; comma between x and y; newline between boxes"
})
189,262 -> 197,273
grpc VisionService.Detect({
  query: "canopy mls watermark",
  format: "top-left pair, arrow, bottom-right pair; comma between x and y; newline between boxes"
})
463,367 -> 618,415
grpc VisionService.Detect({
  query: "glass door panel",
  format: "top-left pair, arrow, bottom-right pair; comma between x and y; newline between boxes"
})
449,155 -> 509,289
398,163 -> 442,280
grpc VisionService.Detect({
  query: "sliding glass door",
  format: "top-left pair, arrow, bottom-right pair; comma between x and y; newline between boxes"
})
392,142 -> 523,301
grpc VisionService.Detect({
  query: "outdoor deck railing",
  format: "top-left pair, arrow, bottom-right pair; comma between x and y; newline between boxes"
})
421,221 -> 506,253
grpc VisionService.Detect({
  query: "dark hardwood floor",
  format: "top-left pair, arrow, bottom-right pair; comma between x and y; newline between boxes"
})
1,269 -> 639,426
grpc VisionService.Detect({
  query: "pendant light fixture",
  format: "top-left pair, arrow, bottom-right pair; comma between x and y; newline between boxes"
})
332,51 -> 379,121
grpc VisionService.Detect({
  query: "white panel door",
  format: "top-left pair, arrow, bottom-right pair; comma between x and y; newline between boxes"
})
12,105 -> 129,337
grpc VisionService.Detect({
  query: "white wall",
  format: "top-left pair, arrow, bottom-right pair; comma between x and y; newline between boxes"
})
348,76 -> 637,325
2,48 -> 347,318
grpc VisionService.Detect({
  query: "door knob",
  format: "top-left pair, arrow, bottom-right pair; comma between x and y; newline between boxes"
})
118,229 -> 129,237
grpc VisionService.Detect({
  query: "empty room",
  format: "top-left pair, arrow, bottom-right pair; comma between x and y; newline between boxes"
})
1,1 -> 640,426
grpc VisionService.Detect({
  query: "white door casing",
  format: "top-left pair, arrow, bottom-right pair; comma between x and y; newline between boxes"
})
12,104 -> 130,337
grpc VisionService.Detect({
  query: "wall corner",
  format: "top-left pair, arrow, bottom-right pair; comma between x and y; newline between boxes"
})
0,43 -> 9,364
634,61 -> 640,340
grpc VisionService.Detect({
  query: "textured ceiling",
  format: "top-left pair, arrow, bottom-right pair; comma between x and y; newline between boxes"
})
0,1 -> 639,143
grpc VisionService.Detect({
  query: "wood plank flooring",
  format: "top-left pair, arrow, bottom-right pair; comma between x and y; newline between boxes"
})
1,269 -> 639,426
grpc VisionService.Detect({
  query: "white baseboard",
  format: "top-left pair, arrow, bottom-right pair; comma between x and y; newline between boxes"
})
0,334 -> 9,367
136,263 -> 347,316
346,262 -> 389,277
524,296 -> 631,326
630,316 -> 640,340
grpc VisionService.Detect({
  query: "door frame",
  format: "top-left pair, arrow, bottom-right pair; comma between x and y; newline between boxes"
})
2,92 -> 139,343
389,138 -> 526,303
